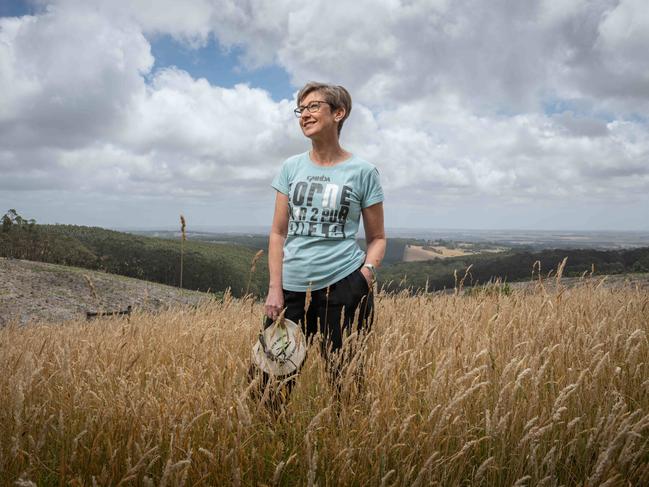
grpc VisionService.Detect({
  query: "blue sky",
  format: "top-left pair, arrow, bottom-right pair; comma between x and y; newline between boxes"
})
0,0 -> 34,17
149,35 -> 294,102
1,0 -> 648,231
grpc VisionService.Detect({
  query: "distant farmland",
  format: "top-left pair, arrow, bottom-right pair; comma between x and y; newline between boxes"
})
402,244 -> 507,261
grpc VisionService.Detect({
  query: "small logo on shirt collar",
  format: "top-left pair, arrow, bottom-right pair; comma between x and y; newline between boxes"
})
307,175 -> 331,182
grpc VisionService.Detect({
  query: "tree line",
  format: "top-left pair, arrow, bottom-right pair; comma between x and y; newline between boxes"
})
0,210 -> 269,297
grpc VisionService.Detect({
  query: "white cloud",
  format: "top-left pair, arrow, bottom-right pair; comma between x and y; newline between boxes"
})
1,0 -> 648,230
0,7 -> 152,149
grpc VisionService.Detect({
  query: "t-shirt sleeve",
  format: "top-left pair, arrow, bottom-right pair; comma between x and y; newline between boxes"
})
271,160 -> 290,195
362,167 -> 384,208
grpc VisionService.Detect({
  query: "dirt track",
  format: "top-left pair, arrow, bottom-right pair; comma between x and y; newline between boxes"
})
0,258 -> 211,325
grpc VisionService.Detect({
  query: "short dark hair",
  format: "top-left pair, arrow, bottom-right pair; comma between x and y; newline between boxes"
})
297,82 -> 352,136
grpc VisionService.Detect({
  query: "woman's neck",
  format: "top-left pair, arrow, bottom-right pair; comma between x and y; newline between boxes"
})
310,138 -> 351,166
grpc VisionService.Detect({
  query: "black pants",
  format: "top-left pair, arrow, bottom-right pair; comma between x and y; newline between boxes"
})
253,266 -> 374,409
274,266 -> 374,349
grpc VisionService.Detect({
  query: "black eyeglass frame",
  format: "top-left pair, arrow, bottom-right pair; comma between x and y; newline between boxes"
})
293,100 -> 333,117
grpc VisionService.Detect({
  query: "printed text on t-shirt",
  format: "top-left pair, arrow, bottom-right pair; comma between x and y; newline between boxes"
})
287,181 -> 352,238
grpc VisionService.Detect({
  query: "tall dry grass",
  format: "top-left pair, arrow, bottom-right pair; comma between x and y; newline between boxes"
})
179,215 -> 186,290
1,278 -> 649,485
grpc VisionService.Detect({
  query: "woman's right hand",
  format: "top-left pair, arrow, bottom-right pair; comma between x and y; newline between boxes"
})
264,287 -> 284,321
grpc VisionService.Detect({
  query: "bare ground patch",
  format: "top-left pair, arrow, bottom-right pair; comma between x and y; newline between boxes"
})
0,257 -> 212,325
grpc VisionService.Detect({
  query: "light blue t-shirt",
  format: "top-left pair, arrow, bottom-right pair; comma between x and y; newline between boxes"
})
272,152 -> 384,292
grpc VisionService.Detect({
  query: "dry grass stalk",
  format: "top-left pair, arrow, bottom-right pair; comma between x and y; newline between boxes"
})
245,249 -> 264,297
83,274 -> 100,307
179,215 -> 186,289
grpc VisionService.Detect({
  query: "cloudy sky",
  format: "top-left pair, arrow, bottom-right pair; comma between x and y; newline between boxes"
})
1,0 -> 648,232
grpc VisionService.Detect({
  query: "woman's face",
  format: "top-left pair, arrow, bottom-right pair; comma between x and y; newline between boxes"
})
297,91 -> 343,139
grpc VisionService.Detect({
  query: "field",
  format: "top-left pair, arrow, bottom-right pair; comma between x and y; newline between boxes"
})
403,244 -> 474,261
402,244 -> 507,262
1,277 -> 649,485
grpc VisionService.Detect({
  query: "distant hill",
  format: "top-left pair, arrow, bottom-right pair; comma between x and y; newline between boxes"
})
379,247 -> 649,292
0,222 -> 268,297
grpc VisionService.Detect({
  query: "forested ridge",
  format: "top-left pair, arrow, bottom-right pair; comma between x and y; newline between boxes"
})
0,210 -> 268,297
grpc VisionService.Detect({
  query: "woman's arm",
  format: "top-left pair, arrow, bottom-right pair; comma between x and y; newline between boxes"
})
360,202 -> 386,285
265,191 -> 289,319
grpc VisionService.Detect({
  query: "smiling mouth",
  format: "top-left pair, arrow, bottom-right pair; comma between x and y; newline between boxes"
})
303,121 -> 316,128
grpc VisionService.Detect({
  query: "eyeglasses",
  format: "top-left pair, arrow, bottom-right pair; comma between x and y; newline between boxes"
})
294,100 -> 331,117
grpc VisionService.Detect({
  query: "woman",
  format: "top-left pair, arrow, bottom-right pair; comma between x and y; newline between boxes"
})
263,81 -> 385,396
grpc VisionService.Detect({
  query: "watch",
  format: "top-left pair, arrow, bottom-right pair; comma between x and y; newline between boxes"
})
362,263 -> 377,280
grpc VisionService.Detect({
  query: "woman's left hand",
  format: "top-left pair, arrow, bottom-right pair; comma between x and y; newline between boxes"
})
360,266 -> 373,287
